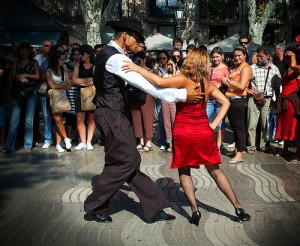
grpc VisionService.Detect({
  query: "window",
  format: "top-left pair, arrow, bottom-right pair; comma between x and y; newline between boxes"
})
149,0 -> 177,18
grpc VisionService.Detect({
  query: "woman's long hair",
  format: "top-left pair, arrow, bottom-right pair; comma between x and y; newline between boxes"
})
180,48 -> 210,103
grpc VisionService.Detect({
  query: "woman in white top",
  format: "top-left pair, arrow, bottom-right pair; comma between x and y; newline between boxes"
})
45,50 -> 72,152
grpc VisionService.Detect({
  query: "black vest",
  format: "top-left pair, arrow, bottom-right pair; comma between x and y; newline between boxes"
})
93,45 -> 128,113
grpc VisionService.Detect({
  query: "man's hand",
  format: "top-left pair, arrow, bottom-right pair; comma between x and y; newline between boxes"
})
186,85 -> 204,103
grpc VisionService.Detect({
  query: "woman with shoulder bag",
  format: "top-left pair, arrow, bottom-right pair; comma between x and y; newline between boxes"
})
3,42 -> 40,153
45,50 -> 72,153
72,44 -> 96,150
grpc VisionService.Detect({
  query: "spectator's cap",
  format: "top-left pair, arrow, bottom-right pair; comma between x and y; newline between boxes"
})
111,18 -> 145,42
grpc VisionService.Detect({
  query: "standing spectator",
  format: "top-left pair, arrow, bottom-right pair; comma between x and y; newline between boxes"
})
221,45 -> 252,163
172,37 -> 183,50
45,50 -> 72,153
65,48 -> 81,142
161,57 -> 178,152
171,48 -> 182,63
268,43 -> 287,146
35,40 -> 53,65
153,50 -> 170,151
131,51 -> 156,152
0,46 -> 6,153
35,40 -> 54,149
239,34 -> 257,65
247,47 -> 281,153
207,47 -> 229,149
94,44 -> 104,57
275,47 -> 300,163
72,45 -> 96,150
3,42 -> 40,153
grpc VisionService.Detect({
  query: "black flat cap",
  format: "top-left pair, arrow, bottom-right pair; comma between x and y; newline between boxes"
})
111,18 -> 145,42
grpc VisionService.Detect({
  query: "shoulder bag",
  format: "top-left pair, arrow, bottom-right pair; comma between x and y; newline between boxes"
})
48,89 -> 71,113
80,85 -> 96,111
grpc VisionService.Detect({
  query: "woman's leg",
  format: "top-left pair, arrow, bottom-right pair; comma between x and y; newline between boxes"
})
178,166 -> 198,212
86,111 -> 96,144
205,164 -> 241,208
52,113 -> 67,142
76,111 -> 87,144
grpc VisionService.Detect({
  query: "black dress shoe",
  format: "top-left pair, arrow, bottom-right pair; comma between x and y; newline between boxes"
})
235,208 -> 251,222
94,213 -> 112,223
189,211 -> 201,226
145,210 -> 176,223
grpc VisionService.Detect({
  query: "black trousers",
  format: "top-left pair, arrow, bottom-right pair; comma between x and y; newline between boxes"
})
227,97 -> 247,152
84,108 -> 169,219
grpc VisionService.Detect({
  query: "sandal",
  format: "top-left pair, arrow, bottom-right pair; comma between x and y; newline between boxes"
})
166,148 -> 172,153
24,148 -> 32,153
141,146 -> 153,152
137,144 -> 144,151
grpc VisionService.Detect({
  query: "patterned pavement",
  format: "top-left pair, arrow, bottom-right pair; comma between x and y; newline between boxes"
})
0,140 -> 300,246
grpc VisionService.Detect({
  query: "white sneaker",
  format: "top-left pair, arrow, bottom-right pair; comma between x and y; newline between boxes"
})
227,142 -> 235,148
64,138 -> 72,150
56,145 -> 65,153
160,145 -> 165,150
86,143 -> 93,150
278,140 -> 284,146
42,143 -> 52,149
74,143 -> 87,150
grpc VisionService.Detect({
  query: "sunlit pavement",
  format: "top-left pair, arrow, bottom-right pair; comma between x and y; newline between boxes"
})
0,137 -> 300,246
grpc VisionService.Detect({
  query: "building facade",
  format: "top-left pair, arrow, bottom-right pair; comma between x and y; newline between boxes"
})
29,0 -> 300,48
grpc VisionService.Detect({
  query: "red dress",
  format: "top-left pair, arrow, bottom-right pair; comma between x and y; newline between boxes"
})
275,72 -> 300,141
170,102 -> 221,169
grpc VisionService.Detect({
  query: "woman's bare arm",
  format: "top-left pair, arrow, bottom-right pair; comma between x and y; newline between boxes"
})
122,60 -> 187,88
207,82 -> 230,130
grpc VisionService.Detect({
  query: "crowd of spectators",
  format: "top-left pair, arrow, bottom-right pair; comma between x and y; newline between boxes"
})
0,34 -> 299,163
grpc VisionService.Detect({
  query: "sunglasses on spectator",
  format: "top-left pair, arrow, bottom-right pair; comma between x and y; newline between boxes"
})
158,57 -> 167,60
239,42 -> 249,45
43,44 -> 51,47
174,55 -> 181,58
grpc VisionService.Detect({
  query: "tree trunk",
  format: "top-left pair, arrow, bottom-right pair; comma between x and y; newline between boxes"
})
247,0 -> 277,45
86,21 -> 101,46
80,0 -> 118,47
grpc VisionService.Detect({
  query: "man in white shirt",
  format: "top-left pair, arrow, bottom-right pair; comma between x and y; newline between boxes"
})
84,18 -> 202,224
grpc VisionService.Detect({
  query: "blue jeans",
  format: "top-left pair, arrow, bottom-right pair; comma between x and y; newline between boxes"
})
4,89 -> 38,151
266,106 -> 278,142
40,96 -> 53,144
206,97 -> 225,130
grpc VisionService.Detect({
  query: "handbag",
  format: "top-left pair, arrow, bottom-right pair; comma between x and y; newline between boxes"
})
254,67 -> 270,106
80,85 -> 96,111
37,82 -> 48,96
254,92 -> 266,105
48,89 -> 71,113
126,84 -> 147,108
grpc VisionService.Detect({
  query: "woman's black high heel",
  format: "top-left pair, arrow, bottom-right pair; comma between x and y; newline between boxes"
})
235,208 -> 251,221
189,211 -> 201,226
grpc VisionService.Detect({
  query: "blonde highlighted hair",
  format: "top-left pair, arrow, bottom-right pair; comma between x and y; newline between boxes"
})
180,48 -> 210,103
180,48 -> 210,84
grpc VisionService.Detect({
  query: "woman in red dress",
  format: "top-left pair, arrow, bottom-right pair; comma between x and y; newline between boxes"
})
122,48 -> 250,225
275,47 -> 300,163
